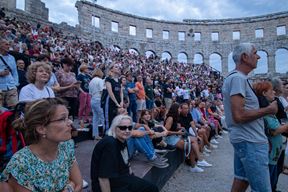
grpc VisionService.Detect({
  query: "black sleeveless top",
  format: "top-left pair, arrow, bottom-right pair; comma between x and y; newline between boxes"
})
165,115 -> 178,131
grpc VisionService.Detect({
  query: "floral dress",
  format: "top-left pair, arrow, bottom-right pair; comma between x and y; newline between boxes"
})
0,140 -> 75,192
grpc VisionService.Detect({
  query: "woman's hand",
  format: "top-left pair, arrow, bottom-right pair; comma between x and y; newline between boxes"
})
148,130 -> 155,135
131,130 -> 146,137
120,101 -> 124,108
163,130 -> 169,136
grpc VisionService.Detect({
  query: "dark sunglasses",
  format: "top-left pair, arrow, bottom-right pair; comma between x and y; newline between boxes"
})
117,125 -> 133,131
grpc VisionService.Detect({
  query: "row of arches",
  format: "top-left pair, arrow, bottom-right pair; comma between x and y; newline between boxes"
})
227,49 -> 287,74
109,44 -> 288,74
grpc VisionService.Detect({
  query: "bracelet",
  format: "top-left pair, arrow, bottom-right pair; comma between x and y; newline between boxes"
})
65,184 -> 74,192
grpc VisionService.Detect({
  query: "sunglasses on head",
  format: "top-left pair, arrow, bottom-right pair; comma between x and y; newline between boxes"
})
117,125 -> 133,131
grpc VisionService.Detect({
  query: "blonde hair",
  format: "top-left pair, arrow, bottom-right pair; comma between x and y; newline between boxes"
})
79,64 -> 88,72
92,68 -> 104,78
26,62 -> 52,83
107,115 -> 132,138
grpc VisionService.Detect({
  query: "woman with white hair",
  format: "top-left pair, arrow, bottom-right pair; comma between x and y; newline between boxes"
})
90,115 -> 158,192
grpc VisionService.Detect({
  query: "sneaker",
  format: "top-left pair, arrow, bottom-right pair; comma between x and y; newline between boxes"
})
154,146 -> 168,153
164,144 -> 176,152
190,165 -> 204,173
156,154 -> 168,163
204,146 -> 212,153
210,144 -> 218,149
223,130 -> 228,134
148,157 -> 169,168
82,179 -> 89,189
197,160 -> 212,167
215,135 -> 223,139
93,136 -> 102,140
210,139 -> 219,144
203,151 -> 210,157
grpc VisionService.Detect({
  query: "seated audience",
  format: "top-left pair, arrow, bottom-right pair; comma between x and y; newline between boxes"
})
90,114 -> 159,192
164,103 -> 211,173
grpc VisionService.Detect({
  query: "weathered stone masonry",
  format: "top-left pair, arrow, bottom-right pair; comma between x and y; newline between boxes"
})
76,0 -> 288,75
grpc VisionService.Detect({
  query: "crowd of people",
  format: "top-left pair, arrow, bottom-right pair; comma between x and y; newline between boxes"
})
0,9 -> 288,192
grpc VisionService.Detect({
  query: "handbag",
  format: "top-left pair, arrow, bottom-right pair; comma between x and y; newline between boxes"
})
100,89 -> 108,108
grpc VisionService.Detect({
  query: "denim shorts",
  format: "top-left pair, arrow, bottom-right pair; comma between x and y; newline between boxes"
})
232,142 -> 271,192
165,135 -> 181,146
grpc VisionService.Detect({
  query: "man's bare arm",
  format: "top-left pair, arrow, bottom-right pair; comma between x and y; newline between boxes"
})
231,94 -> 278,124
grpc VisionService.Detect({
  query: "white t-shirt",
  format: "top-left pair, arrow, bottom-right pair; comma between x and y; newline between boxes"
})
89,77 -> 104,99
182,89 -> 190,100
19,84 -> 55,102
279,96 -> 288,109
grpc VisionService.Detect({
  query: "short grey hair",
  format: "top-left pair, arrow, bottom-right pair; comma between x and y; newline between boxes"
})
232,43 -> 255,64
107,115 -> 132,138
271,77 -> 283,94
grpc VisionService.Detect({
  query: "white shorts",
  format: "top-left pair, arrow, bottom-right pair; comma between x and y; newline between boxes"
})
136,99 -> 146,111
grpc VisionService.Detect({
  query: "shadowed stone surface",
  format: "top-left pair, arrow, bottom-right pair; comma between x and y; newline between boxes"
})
75,132 -> 287,192
161,134 -> 287,192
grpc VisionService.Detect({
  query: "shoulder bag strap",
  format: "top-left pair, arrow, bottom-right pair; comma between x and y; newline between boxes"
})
0,55 -> 13,74
46,87 -> 50,97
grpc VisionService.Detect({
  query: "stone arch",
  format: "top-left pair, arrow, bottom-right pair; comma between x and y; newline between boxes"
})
110,45 -> 121,52
275,48 -> 288,73
129,48 -> 139,55
93,41 -> 103,49
177,52 -> 188,63
254,50 -> 268,74
209,53 -> 222,72
228,52 -> 235,72
193,53 -> 204,65
161,51 -> 172,61
145,50 -> 156,58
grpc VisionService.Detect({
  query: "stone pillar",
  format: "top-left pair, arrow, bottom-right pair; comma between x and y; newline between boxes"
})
204,57 -> 209,65
187,55 -> 193,64
268,53 -> 276,73
222,56 -> 228,75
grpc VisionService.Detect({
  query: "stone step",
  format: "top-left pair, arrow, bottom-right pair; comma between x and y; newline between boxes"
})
75,135 -> 183,191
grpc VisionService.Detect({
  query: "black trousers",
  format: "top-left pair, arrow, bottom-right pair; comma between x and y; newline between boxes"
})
110,175 -> 159,192
62,97 -> 78,120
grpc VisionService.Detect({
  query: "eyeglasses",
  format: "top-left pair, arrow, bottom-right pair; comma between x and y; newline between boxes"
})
117,125 -> 133,131
48,116 -> 71,124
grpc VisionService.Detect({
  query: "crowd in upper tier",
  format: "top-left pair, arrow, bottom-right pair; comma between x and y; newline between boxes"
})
1,8 -> 288,192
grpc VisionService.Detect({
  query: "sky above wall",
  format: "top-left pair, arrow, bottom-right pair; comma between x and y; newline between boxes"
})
15,0 -> 288,73
35,0 -> 288,26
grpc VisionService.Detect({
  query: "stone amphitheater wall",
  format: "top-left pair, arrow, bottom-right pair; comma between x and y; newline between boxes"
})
0,0 -> 48,21
76,0 -> 288,75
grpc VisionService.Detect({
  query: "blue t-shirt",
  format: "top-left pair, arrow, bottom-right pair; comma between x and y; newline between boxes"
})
126,81 -> 137,101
